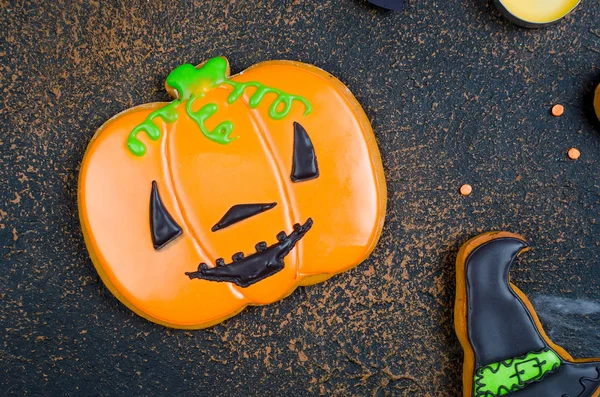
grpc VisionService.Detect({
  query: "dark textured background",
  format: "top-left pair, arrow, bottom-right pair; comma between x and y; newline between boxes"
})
1,0 -> 600,395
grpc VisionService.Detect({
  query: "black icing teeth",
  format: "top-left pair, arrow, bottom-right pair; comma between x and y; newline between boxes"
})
185,218 -> 313,288
232,252 -> 244,261
255,242 -> 267,252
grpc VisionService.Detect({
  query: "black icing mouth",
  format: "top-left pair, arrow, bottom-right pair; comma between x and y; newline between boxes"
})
185,218 -> 313,288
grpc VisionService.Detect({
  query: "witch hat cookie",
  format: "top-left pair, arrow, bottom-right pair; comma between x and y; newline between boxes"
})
455,232 -> 600,397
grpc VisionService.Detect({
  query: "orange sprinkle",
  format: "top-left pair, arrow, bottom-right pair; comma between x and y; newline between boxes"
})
460,184 -> 472,196
567,148 -> 580,160
551,104 -> 564,117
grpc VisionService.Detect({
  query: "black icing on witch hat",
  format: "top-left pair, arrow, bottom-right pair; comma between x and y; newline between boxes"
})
455,232 -> 600,397
367,0 -> 403,11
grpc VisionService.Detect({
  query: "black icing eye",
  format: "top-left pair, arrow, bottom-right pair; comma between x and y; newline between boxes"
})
291,122 -> 319,182
150,181 -> 183,250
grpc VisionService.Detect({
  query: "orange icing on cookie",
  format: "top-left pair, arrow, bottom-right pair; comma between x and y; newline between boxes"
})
78,57 -> 387,329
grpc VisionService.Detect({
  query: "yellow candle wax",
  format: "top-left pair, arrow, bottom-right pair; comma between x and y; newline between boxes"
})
499,0 -> 579,24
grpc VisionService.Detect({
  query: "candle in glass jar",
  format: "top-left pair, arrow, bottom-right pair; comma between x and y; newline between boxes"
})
494,0 -> 579,28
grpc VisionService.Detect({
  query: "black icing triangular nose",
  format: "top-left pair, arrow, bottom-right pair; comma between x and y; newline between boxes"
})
212,203 -> 277,232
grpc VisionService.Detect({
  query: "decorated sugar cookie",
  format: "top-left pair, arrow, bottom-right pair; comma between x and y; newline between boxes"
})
455,232 -> 600,397
78,57 -> 387,329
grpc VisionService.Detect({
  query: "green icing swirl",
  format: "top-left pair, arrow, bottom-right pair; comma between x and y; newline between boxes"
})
225,80 -> 312,120
126,57 -> 312,156
127,100 -> 180,156
186,97 -> 236,144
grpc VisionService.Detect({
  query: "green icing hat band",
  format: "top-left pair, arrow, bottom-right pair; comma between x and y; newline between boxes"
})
474,349 -> 561,397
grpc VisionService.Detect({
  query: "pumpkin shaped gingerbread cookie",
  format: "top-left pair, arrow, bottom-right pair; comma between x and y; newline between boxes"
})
78,57 -> 386,329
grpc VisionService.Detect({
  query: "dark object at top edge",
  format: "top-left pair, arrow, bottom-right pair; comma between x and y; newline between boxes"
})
367,0 -> 403,12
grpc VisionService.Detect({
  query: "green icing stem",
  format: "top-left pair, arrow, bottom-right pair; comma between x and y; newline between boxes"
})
473,349 -> 561,397
126,57 -> 312,156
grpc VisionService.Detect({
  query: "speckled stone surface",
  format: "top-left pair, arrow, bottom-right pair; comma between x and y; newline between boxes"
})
1,1 -> 600,395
